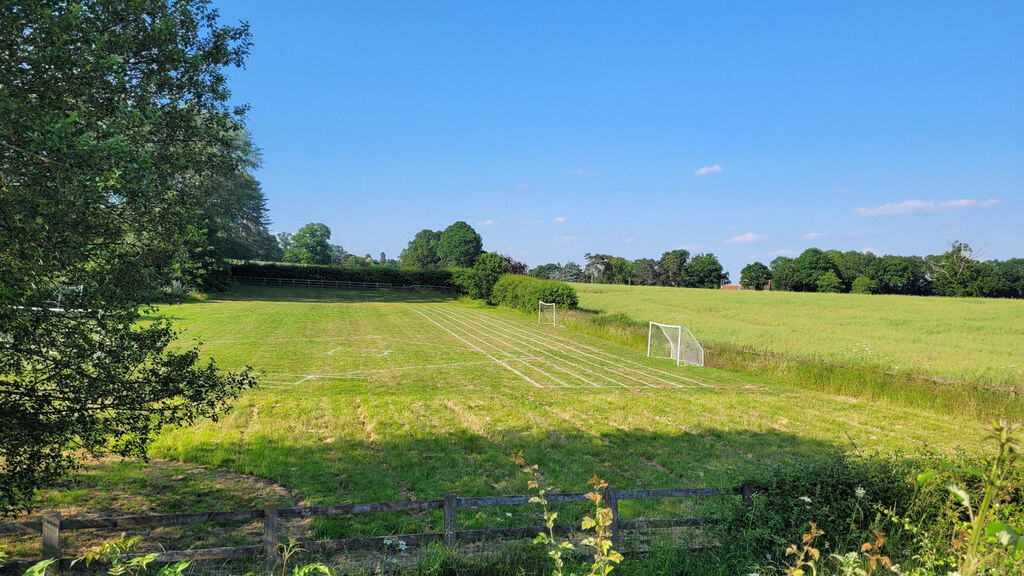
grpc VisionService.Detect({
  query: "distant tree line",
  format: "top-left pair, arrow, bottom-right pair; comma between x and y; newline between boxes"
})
530,249 -> 729,289
739,242 -> 1024,298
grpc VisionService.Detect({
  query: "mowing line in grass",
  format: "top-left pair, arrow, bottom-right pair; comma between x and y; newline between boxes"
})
407,305 -> 543,388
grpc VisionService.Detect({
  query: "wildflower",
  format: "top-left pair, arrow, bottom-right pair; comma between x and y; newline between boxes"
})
855,486 -> 866,499
397,540 -> 407,551
383,539 -> 392,546
799,496 -> 812,503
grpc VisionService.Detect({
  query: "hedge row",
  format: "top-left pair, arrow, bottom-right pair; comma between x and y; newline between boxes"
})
228,261 -> 457,287
491,274 -> 579,313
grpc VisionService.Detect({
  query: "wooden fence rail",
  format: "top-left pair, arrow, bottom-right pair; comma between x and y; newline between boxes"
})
0,484 -> 752,575
231,276 -> 456,293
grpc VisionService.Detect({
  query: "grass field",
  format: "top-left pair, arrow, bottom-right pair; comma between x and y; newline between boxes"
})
573,283 -> 1024,386
4,285 -> 1009,569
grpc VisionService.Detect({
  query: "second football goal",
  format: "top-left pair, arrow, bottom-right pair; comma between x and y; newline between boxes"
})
538,301 -> 556,326
647,322 -> 704,367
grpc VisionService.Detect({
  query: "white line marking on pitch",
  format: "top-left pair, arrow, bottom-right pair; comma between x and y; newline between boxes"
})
407,306 -> 543,388
447,307 -> 713,388
417,305 -> 576,387
325,347 -> 393,356
425,305 -> 608,388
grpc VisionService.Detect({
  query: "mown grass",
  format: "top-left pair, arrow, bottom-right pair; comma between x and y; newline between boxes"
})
573,283 -> 1024,386
4,285 -> 1015,574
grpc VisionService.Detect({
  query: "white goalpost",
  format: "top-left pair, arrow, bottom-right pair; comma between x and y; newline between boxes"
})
538,301 -> 556,326
647,322 -> 704,367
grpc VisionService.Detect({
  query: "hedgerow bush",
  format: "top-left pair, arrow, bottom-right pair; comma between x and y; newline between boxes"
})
228,261 -> 457,288
491,275 -> 579,313
721,443 -> 1024,576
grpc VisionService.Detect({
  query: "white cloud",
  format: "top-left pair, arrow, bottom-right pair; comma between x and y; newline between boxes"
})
560,235 -> 577,241
552,216 -> 567,223
861,247 -> 876,254
726,232 -> 768,244
478,219 -> 496,227
856,198 -> 999,216
803,232 -> 825,240
694,164 -> 722,176
749,249 -> 794,259
518,184 -> 529,189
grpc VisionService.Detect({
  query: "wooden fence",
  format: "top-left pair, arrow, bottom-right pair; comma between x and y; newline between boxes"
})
0,484 -> 752,575
232,276 -> 456,293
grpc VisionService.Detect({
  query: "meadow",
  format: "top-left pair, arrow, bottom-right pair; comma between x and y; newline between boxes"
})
573,283 -> 1024,386
5,284 -> 1009,574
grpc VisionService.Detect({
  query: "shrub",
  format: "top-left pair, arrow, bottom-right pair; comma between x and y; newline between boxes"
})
722,450 -> 930,571
453,253 -> 509,304
851,276 -> 878,294
491,275 -> 579,313
228,261 -> 457,288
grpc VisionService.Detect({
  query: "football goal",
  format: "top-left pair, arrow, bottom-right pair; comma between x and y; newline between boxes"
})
647,322 -> 704,367
538,301 -> 556,326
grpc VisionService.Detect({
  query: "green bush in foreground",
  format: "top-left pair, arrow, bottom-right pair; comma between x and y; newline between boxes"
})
491,274 -> 579,313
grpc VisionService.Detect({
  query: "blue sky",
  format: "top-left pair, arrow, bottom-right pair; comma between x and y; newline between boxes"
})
213,1 -> 1022,278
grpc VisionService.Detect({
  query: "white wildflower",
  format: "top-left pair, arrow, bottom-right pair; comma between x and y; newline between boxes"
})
855,486 -> 866,499
799,496 -> 812,503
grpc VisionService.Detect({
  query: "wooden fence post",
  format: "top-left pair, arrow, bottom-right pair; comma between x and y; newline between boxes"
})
443,492 -> 457,549
42,511 -> 61,576
741,483 -> 754,507
604,485 -> 620,552
263,502 -> 279,575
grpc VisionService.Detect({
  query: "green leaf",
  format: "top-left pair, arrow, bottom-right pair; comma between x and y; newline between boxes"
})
917,470 -> 940,484
986,522 -> 1020,547
22,559 -> 56,576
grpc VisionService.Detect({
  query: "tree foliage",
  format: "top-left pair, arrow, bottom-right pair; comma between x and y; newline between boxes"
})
0,0 -> 258,514
282,222 -> 333,265
685,253 -> 729,288
658,250 -> 690,287
455,252 -> 509,304
399,229 -> 442,269
437,221 -> 483,268
740,262 -> 772,290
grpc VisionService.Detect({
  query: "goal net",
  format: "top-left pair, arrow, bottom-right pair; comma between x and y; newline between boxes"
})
647,322 -> 704,367
538,301 -> 556,326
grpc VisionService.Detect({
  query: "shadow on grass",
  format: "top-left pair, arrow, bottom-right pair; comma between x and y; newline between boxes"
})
157,426 -> 846,541
201,284 -> 458,304
5,424 -> 963,575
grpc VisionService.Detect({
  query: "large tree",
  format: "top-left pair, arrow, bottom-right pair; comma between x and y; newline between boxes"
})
684,253 -> 729,289
399,229 -> 442,269
658,249 -> 690,287
0,0 -> 257,514
437,221 -> 484,268
282,222 -> 333,265
740,262 -> 772,290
